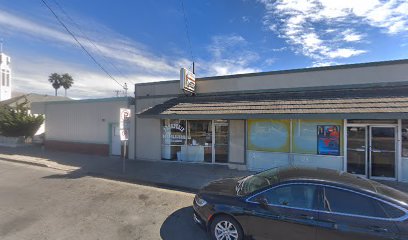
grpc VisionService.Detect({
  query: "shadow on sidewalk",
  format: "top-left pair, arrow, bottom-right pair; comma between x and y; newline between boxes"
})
0,145 -> 252,194
160,206 -> 208,240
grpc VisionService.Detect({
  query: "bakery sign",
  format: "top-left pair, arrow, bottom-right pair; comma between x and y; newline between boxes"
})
180,68 -> 195,93
162,122 -> 186,144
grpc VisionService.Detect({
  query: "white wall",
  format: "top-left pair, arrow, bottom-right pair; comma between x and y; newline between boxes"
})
40,99 -> 130,144
0,53 -> 11,101
402,157 -> 408,182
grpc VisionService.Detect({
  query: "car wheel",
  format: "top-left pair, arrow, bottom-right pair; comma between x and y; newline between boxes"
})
210,215 -> 243,240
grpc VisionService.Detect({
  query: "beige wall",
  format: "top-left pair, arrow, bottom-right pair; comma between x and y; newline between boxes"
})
134,97 -> 173,160
135,61 -> 408,98
229,120 -> 245,164
135,118 -> 161,161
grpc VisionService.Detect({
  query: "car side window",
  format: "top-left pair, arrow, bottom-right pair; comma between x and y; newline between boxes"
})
323,187 -> 391,218
260,184 -> 318,210
377,201 -> 406,218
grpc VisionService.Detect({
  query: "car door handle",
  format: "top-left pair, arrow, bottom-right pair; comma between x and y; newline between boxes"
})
370,226 -> 388,233
300,214 -> 314,220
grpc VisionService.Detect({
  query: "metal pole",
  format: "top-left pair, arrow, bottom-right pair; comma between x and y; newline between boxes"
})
122,140 -> 126,173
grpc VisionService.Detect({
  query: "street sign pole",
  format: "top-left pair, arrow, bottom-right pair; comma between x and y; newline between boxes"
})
122,140 -> 126,173
119,108 -> 131,173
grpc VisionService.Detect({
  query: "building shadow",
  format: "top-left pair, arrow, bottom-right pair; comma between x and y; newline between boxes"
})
160,206 -> 209,240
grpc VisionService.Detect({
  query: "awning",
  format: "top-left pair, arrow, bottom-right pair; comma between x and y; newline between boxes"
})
138,85 -> 408,119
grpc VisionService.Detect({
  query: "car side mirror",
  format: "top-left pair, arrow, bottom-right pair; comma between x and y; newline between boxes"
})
256,197 -> 269,209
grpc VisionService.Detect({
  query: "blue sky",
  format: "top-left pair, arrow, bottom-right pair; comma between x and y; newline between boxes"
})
1,0 -> 408,99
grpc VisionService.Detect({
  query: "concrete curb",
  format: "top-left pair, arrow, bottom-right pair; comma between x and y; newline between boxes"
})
87,172 -> 199,194
0,157 -> 76,172
0,157 -> 49,168
0,157 -> 200,193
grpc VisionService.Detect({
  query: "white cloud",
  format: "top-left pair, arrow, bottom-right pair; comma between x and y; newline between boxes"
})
204,34 -> 261,76
259,0 -> 408,65
0,9 -> 178,74
342,29 -> 364,42
326,48 -> 367,58
0,9 -> 195,98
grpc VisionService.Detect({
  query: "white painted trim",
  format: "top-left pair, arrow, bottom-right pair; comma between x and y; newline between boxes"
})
343,119 -> 347,172
398,119 -> 402,181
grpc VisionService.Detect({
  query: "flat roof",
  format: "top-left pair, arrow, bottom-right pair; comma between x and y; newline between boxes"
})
135,58 -> 408,86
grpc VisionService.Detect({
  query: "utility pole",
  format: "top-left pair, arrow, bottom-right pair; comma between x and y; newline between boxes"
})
124,83 -> 128,96
114,90 -> 120,97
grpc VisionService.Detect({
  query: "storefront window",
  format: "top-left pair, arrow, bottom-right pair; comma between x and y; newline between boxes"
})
187,120 -> 212,162
248,119 -> 290,152
292,119 -> 343,155
402,120 -> 408,157
161,119 -> 229,163
161,119 -> 186,160
215,120 -> 229,163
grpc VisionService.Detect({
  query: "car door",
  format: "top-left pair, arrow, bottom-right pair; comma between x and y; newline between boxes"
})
316,186 -> 400,240
246,183 -> 321,240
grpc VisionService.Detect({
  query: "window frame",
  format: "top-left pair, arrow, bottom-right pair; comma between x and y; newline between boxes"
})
246,182 -> 408,221
251,183 -> 321,211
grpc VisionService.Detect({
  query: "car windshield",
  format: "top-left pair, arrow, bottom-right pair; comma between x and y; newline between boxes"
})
236,167 -> 281,196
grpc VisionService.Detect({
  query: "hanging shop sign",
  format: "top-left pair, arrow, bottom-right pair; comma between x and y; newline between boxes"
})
180,68 -> 195,93
119,108 -> 131,141
317,125 -> 340,156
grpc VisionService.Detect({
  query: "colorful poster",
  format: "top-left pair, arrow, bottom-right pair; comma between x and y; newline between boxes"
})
317,125 -> 340,156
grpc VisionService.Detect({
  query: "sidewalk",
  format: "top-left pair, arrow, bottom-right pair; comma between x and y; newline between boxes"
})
0,145 -> 252,192
1,145 -> 408,194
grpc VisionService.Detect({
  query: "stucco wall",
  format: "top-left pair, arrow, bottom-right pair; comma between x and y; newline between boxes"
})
229,120 -> 245,164
34,98 -> 131,146
134,61 -> 408,98
134,97 -> 173,160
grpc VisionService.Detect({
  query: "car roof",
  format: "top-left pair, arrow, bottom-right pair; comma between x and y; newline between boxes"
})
273,167 -> 408,205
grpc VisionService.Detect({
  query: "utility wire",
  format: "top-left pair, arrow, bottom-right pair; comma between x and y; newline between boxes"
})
41,0 -> 126,89
180,0 -> 195,67
50,0 -> 135,85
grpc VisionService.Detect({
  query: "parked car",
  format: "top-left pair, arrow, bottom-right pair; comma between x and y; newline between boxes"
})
193,167 -> 408,240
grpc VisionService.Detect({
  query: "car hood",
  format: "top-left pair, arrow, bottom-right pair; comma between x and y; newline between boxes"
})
200,177 -> 242,197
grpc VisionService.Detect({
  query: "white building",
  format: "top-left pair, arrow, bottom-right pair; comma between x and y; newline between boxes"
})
0,52 -> 11,101
31,97 -> 135,156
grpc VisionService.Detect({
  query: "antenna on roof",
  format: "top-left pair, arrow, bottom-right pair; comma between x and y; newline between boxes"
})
0,39 -> 3,53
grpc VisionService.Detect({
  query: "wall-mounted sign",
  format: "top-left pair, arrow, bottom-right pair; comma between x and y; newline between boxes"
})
180,68 -> 195,93
317,125 -> 340,156
119,108 -> 131,141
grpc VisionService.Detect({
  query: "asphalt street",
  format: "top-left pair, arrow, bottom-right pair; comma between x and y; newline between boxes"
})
0,161 -> 209,240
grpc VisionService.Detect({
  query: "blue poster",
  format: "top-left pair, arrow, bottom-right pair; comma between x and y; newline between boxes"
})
317,125 -> 340,156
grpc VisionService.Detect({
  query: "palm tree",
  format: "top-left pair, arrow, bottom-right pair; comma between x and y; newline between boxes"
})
61,73 -> 74,97
48,73 -> 62,96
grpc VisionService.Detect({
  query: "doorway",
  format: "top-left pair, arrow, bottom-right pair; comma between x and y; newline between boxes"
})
347,125 -> 397,179
111,123 -> 121,156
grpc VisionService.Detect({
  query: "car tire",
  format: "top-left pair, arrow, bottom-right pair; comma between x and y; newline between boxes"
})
210,215 -> 243,240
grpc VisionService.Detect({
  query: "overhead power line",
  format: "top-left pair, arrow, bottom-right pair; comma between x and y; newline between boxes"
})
50,0 -> 135,85
181,0 -> 195,67
40,0 -> 126,89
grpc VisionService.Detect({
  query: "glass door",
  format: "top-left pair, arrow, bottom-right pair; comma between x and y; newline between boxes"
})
213,120 -> 229,163
347,126 -> 367,176
369,127 -> 396,179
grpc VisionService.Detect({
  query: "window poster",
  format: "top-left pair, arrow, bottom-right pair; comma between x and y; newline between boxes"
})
317,125 -> 340,156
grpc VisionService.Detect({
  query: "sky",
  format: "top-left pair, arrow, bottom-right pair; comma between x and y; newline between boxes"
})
1,0 -> 408,99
